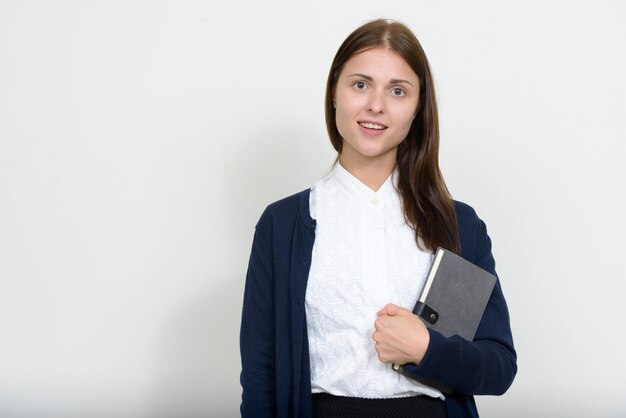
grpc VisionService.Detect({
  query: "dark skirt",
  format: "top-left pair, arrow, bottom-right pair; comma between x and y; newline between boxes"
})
312,393 -> 447,418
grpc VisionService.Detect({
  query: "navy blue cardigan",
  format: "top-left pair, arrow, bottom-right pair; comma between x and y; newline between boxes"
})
240,189 -> 517,417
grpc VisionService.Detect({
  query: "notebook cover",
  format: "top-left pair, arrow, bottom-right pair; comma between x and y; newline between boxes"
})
421,247 -> 497,341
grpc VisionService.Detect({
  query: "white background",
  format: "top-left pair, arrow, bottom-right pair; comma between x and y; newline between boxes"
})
1,1 -> 625,417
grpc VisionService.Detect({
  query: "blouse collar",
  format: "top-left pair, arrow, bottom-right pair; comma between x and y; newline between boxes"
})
331,161 -> 400,210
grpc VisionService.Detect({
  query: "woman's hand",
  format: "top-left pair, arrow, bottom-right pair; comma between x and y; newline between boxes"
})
372,303 -> 430,365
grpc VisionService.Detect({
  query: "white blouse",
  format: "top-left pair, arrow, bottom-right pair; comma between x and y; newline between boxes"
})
306,162 -> 443,399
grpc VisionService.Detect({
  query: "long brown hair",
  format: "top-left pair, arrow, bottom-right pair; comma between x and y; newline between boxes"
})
325,19 -> 460,254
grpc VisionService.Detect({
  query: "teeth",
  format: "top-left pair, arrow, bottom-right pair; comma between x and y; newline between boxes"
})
359,122 -> 386,130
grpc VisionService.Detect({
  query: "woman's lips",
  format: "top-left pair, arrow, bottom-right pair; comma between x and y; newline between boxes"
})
358,121 -> 387,135
358,121 -> 387,130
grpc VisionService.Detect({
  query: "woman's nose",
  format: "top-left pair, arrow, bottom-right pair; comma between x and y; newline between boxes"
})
367,90 -> 385,114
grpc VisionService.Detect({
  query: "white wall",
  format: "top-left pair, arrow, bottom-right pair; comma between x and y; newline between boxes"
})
1,1 -> 625,417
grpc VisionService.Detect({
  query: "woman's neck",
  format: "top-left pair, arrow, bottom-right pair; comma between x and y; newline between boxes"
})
338,154 -> 396,192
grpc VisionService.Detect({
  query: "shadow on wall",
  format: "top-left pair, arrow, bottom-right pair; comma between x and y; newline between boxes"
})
147,127 -> 331,418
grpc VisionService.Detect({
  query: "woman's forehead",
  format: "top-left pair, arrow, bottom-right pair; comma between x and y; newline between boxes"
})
340,47 -> 419,82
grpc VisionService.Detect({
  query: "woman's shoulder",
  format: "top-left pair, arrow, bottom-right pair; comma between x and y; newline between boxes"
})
453,200 -> 481,227
453,200 -> 495,265
255,189 -> 314,231
264,189 -> 311,216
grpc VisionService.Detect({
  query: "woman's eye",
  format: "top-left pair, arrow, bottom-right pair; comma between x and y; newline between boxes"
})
392,87 -> 406,96
353,81 -> 367,90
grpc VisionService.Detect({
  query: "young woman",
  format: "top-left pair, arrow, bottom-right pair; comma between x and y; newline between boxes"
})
240,19 -> 517,418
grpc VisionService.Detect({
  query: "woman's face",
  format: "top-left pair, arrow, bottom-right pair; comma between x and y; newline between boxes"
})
334,47 -> 420,168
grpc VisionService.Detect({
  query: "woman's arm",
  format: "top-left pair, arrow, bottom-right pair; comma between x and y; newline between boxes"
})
407,284 -> 517,395
240,212 -> 277,417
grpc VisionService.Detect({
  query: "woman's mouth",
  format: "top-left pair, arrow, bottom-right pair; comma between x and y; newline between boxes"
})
358,121 -> 387,130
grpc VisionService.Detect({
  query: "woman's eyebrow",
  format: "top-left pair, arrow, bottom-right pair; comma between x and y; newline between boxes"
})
346,73 -> 373,81
346,73 -> 414,87
390,78 -> 414,87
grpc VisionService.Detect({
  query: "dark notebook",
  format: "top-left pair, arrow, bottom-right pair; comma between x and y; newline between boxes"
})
392,247 -> 497,391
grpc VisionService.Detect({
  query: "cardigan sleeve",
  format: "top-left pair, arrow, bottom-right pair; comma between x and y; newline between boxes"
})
401,204 -> 517,395
240,209 -> 277,417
